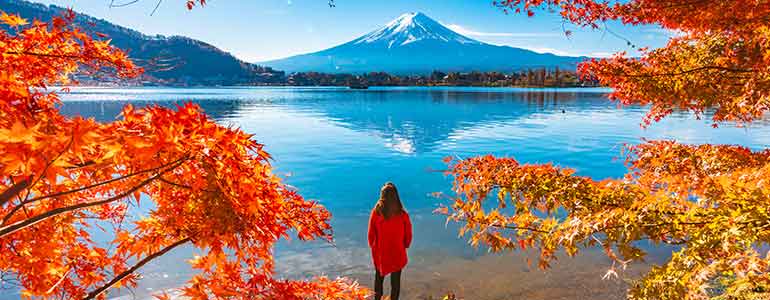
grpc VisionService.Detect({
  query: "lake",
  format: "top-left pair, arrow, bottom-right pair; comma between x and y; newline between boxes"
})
40,86 -> 770,299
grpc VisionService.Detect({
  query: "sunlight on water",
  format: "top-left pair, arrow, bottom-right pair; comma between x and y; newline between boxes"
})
44,86 -> 770,299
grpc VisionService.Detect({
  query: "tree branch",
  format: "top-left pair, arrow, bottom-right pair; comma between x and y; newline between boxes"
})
158,176 -> 214,193
29,155 -> 187,203
82,237 -> 190,300
645,0 -> 712,9
3,51 -> 83,59
109,0 -> 140,8
436,210 -> 553,234
158,176 -> 193,190
620,66 -> 756,78
2,155 -> 188,226
27,134 -> 74,193
17,134 -> 74,207
0,158 -> 186,238
150,0 -> 163,16
0,177 -> 31,207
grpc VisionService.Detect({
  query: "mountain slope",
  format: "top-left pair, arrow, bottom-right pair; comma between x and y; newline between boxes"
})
262,12 -> 587,74
1,0 -> 284,85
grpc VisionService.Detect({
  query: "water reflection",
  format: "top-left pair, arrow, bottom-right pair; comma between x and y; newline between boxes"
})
60,87 -> 614,155
262,89 -> 613,155
37,86 -> 770,300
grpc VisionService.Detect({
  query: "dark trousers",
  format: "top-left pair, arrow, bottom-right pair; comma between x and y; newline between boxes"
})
374,270 -> 401,300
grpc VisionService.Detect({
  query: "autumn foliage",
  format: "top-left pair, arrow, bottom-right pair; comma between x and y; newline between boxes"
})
440,1 -> 770,299
0,7 -> 366,300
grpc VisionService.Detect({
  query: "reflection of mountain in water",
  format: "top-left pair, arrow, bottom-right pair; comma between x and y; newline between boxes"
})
58,88 -> 612,154
257,89 -> 612,154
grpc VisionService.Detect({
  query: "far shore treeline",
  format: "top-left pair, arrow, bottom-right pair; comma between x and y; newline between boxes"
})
281,68 -> 600,88
80,66 -> 601,88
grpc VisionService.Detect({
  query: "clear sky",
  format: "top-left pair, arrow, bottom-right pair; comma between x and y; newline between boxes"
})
29,0 -> 672,62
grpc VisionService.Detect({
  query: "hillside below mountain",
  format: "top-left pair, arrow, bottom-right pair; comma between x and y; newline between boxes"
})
1,0 -> 284,85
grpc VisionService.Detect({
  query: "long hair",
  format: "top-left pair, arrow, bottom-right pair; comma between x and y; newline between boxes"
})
374,182 -> 405,219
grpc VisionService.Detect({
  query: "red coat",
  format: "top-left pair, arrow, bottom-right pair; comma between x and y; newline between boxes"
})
368,211 -> 412,275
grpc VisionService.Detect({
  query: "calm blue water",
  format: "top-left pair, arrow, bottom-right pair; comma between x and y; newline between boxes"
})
47,86 -> 770,299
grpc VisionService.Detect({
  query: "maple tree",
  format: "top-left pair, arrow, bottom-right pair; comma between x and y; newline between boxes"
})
0,5 -> 366,300
439,1 -> 770,299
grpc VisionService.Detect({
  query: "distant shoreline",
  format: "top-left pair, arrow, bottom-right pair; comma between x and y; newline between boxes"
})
54,84 -> 607,89
73,68 -> 600,89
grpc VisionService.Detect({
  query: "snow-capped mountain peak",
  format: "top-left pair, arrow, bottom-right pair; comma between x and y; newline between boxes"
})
352,12 -> 480,48
263,12 -> 585,74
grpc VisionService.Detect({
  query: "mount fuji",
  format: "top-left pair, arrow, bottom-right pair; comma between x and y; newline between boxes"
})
261,12 -> 587,74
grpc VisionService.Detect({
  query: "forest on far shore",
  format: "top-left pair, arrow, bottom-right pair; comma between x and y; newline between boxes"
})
280,68 -> 600,88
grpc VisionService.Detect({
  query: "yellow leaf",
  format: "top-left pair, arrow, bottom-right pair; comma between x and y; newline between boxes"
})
0,12 -> 28,27
0,121 -> 38,144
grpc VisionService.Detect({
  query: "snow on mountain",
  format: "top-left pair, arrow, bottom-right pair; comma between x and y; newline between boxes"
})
351,12 -> 479,48
262,12 -> 587,74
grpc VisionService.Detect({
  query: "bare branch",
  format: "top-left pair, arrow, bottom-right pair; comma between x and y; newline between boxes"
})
109,0 -> 141,8
150,0 -> 163,16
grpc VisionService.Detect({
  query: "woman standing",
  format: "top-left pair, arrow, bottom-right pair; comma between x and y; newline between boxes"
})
368,182 -> 412,300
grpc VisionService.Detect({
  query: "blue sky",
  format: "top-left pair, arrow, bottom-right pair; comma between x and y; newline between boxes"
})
31,0 -> 672,62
